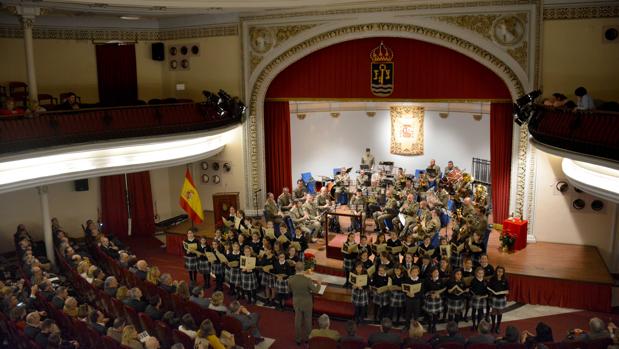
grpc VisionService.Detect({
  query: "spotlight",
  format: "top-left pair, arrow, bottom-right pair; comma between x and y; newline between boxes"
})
516,89 -> 542,107
555,181 -> 569,193
572,199 -> 585,210
591,200 -> 604,211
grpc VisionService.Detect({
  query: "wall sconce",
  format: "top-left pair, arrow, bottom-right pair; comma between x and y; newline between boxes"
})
439,112 -> 448,119
473,114 -> 483,121
366,111 -> 376,117
330,112 -> 340,118
296,113 -> 306,120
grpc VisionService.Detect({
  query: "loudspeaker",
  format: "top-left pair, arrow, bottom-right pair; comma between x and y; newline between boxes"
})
151,42 -> 165,61
74,179 -> 89,192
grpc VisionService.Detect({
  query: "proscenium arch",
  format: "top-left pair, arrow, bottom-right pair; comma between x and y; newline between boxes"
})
244,21 -> 528,212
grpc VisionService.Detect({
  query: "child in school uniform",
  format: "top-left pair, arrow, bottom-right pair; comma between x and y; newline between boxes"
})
469,266 -> 488,331
239,245 -> 258,304
404,265 -> 424,327
446,268 -> 467,325
371,264 -> 391,323
197,236 -> 211,289
350,262 -> 369,324
390,265 -> 407,326
272,252 -> 293,310
210,240 -> 225,291
342,233 -> 358,288
423,268 -> 444,334
225,241 -> 242,297
488,265 -> 509,333
182,229 -> 199,284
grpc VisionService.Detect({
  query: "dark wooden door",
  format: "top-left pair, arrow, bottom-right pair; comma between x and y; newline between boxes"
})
212,192 -> 240,227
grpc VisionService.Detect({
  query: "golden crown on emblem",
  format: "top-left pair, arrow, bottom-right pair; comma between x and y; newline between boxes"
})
370,41 -> 394,62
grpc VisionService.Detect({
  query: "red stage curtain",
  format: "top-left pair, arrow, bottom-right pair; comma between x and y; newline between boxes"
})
266,38 -> 511,100
264,101 -> 292,198
95,44 -> 138,106
490,102 -> 514,223
100,175 -> 128,237
127,171 -> 155,237
508,273 -> 611,313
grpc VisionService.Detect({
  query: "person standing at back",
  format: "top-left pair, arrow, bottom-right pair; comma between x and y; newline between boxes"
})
287,261 -> 322,346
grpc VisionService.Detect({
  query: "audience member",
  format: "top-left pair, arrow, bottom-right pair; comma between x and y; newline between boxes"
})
59,93 -> 80,110
309,313 -> 340,341
195,319 -> 226,349
63,297 -> 78,318
0,97 -> 25,116
178,313 -> 198,339
144,336 -> 161,349
522,322 -> 554,344
123,287 -> 147,312
190,286 -> 210,309
159,273 -> 177,293
432,321 -> 466,346
575,87 -> 595,110
162,311 -> 181,328
208,291 -> 229,312
121,325 -> 144,349
24,311 -> 41,339
571,317 -> 610,341
496,326 -> 521,345
368,318 -> 402,347
404,321 -> 427,347
89,309 -> 108,335
116,285 -> 129,301
176,280 -> 190,300
134,260 -> 149,280
468,320 -> 495,345
104,276 -> 119,297
34,318 -> 55,347
145,295 -> 163,321
228,300 -> 263,340
146,266 -> 161,285
340,320 -> 364,343
107,318 -> 125,343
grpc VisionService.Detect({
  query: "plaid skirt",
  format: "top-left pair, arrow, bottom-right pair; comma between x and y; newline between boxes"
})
423,295 -> 443,314
262,273 -> 275,288
343,257 -> 355,272
490,296 -> 507,310
351,288 -> 369,306
449,253 -> 462,269
240,272 -> 257,291
447,298 -> 465,313
470,295 -> 487,310
211,263 -> 223,276
390,291 -> 405,308
225,267 -> 241,286
275,277 -> 289,294
184,255 -> 198,271
198,259 -> 211,274
373,290 -> 391,306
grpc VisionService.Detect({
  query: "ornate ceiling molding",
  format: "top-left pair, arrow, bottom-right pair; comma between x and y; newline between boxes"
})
249,23 -> 318,73
0,23 -> 238,40
543,5 -> 619,20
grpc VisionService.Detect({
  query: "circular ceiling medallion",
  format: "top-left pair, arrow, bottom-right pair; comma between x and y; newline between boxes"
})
201,174 -> 209,183
250,28 -> 275,54
201,161 -> 208,170
213,175 -> 221,184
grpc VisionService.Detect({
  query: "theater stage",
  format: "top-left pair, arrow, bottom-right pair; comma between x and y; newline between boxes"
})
314,227 -> 613,312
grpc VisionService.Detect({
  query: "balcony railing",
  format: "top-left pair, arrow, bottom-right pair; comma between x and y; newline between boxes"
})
528,106 -> 619,163
0,102 -> 243,155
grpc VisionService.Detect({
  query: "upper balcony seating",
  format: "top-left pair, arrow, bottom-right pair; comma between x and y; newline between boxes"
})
0,102 -> 242,155
528,106 -> 619,162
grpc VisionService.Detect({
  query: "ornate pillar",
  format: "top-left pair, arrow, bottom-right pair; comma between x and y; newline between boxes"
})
37,186 -> 55,265
16,6 -> 41,103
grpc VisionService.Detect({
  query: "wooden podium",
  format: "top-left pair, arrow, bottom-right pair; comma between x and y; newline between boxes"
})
212,192 -> 239,227
503,218 -> 528,251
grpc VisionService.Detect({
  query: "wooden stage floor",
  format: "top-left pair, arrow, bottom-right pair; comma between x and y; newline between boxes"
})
312,229 -> 613,285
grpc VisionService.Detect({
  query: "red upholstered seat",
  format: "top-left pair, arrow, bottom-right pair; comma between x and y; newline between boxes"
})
562,342 -> 587,349
139,312 -> 156,335
309,336 -> 339,349
467,344 -> 497,349
155,320 -> 174,349
372,342 -> 402,349
341,338 -> 367,349
438,343 -> 466,349
588,338 -> 613,349
101,335 -> 122,349
497,343 -> 526,349
123,305 -> 143,332
221,315 -> 255,349
173,329 -> 195,349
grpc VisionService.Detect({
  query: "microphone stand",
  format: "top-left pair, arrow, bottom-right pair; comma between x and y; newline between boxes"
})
253,189 -> 262,218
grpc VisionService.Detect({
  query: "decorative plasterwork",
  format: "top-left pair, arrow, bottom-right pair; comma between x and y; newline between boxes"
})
0,23 -> 238,40
248,24 -> 318,73
543,5 -> 619,20
434,13 -> 529,72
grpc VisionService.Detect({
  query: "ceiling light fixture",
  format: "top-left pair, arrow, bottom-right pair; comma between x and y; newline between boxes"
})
120,16 -> 140,20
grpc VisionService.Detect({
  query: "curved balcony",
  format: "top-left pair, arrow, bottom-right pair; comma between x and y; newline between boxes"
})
0,102 -> 242,155
528,106 -> 619,166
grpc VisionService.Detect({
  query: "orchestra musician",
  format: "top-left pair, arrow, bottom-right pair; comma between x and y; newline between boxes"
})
349,189 -> 366,232
372,189 -> 398,232
334,167 -> 350,204
302,194 -> 323,241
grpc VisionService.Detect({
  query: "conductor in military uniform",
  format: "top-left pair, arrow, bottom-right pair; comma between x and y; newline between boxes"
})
288,261 -> 322,345
361,148 -> 375,170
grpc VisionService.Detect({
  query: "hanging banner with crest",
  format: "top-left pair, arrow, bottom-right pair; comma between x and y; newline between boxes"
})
370,42 -> 394,97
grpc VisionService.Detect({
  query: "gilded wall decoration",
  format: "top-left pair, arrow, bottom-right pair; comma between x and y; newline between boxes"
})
390,106 -> 424,155
434,14 -> 500,40
543,5 -> 619,20
507,41 -> 528,71
248,24 -> 318,72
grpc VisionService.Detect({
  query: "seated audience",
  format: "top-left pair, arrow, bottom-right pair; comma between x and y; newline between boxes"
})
144,336 -> 161,349
121,325 -> 144,349
51,286 -> 67,309
159,273 -> 177,293
368,318 -> 402,347
522,322 -> 554,344
104,276 -> 119,297
190,286 -> 210,309
146,266 -> 161,285
34,318 -> 55,347
575,86 -> 595,110
145,295 -> 163,321
24,311 -> 42,339
59,92 -> 80,110
107,318 -> 125,343
340,320 -> 364,343
116,285 -> 129,301
176,280 -> 190,300
178,313 -> 198,339
208,291 -> 229,313
195,319 -> 226,349
63,297 -> 78,318
432,321 -> 466,346
571,317 -> 611,341
0,97 -> 25,116
89,309 -> 109,335
309,313 -> 340,341
496,326 -> 521,345
134,260 -> 149,280
123,287 -> 147,312
162,310 -> 181,328
468,320 -> 495,345
404,321 -> 427,347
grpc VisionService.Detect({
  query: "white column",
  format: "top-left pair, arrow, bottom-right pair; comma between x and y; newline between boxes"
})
21,16 -> 38,102
38,186 -> 55,265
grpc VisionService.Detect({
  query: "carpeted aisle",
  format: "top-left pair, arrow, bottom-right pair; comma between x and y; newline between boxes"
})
125,237 -> 618,349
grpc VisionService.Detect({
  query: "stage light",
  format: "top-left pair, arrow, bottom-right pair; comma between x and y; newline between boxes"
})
572,199 -> 585,210
555,181 -> 569,193
513,90 -> 542,126
591,200 -> 604,211
516,89 -> 541,107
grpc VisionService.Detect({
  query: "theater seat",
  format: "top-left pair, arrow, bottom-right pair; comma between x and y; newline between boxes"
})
221,315 -> 255,349
309,336 -> 338,349
341,338 -> 367,349
155,321 -> 174,349
438,343 -> 466,349
173,329 -> 195,349
467,344 -> 497,349
588,338 -> 613,349
372,342 -> 401,349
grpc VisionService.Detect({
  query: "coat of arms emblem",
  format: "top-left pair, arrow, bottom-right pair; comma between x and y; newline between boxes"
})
370,42 -> 394,97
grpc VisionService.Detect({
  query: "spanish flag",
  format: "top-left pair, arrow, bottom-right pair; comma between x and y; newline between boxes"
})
179,169 -> 204,224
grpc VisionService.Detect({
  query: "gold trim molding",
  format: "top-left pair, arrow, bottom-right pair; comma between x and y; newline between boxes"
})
249,24 -> 319,73
247,22 -> 525,200
543,5 -> 619,20
0,24 -> 238,40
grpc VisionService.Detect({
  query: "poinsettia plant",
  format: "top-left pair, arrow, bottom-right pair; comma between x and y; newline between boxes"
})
304,252 -> 316,270
500,229 -> 516,251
